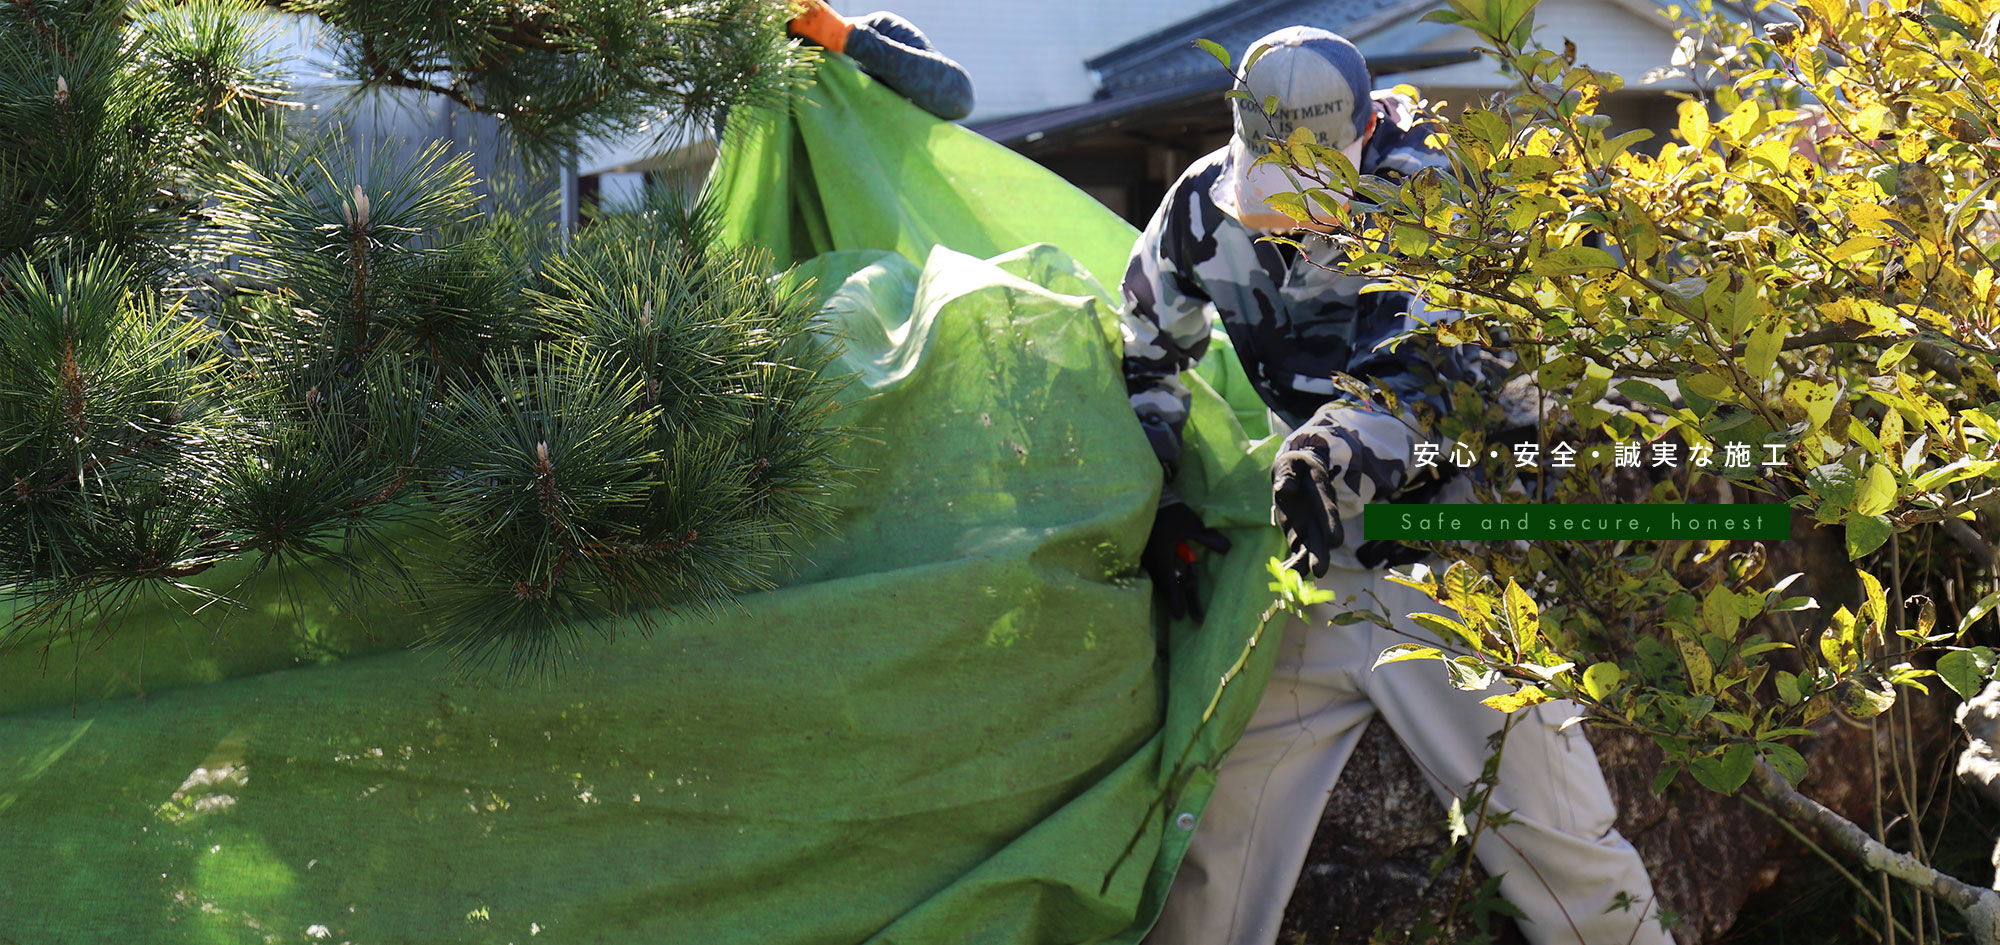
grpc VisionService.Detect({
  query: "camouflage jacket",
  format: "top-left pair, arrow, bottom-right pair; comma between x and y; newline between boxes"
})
1119,92 -> 1507,567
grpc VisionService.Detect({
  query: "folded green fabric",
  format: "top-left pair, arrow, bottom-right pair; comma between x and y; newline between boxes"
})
0,59 -> 1284,945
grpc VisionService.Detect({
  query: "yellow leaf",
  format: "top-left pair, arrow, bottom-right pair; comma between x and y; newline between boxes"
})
1504,579 -> 1540,653
1849,102 -> 1889,138
1482,685 -> 1552,713
1856,567 -> 1887,631
1826,235 -> 1883,261
1685,371 -> 1736,402
1896,373 -> 1952,435
1744,323 -> 1783,378
1678,99 -> 1712,150
1677,636 -> 1716,693
1849,203 -> 1901,233
1855,461 -> 1896,517
1531,245 -> 1618,277
1718,99 -> 1762,142
1785,378 -> 1838,429
1877,339 -> 1915,371
1879,406 -> 1904,452
1898,133 -> 1929,162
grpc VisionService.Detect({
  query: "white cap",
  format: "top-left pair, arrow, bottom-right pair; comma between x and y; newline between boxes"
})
1209,26 -> 1375,228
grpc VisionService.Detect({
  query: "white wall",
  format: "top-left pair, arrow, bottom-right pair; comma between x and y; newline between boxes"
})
828,0 -> 1239,121
1364,0 -> 1696,93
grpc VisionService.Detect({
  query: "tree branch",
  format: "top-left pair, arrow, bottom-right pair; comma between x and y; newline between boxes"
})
1751,758 -> 2000,944
1897,487 -> 2000,527
1724,323 -> 1968,383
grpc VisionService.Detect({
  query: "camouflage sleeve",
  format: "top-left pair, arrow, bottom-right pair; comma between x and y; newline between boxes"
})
1272,399 -> 1448,574
1362,91 -> 1452,181
1274,293 -> 1515,574
1119,178 -> 1214,483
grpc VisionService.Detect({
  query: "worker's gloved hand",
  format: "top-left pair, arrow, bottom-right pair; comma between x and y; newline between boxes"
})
1273,402 -> 1426,578
1141,500 -> 1232,621
1273,443 -> 1341,579
787,0 -> 851,55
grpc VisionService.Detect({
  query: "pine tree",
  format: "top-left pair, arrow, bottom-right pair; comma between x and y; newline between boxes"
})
0,0 -> 848,675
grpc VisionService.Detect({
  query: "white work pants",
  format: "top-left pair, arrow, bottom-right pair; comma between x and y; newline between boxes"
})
1146,564 -> 1676,945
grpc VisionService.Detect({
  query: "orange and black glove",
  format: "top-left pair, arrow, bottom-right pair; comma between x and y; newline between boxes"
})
1141,500 -> 1232,622
788,0 -> 851,55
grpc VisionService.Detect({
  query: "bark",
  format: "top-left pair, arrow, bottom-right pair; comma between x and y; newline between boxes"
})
1752,758 -> 2000,945
1955,680 -> 2000,810
1957,680 -> 2000,903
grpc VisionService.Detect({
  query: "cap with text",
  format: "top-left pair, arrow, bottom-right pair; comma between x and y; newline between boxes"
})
1212,26 -> 1375,227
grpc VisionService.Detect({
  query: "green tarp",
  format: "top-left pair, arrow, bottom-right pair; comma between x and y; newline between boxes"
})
0,59 -> 1283,944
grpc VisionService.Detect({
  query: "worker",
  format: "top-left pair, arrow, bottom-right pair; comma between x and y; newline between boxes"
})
786,1 -> 974,121
1122,26 -> 1678,945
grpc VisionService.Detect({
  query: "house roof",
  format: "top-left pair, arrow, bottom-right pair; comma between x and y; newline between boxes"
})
1085,0 -> 1430,98
971,49 -> 1475,151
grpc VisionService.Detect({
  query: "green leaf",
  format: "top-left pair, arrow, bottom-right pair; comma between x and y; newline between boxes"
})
1711,711 -> 1755,731
1684,372 -> 1734,403
1531,245 -> 1618,277
1375,643 -> 1446,669
1845,512 -> 1894,560
1582,661 -> 1624,700
1615,379 -> 1675,409
1650,764 -> 1680,795
1760,744 -> 1808,784
1957,591 -> 2000,639
1689,743 -> 1753,794
1913,458 -> 2000,492
1446,656 -> 1502,690
1242,42 -> 1273,73
1835,674 -> 1896,719
1744,323 -> 1782,379
1806,464 -> 1857,525
1768,595 -> 1819,613
1854,462 -> 1896,517
1703,586 -> 1741,640
1664,591 -> 1698,623
1776,669 -> 1802,705
1195,38 -> 1230,69
1939,648 -> 1989,699
1412,611 -> 1483,650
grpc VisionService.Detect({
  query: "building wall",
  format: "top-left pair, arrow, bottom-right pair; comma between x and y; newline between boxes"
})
1361,0 -> 1696,94
824,0 -> 1239,121
266,13 -> 549,204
